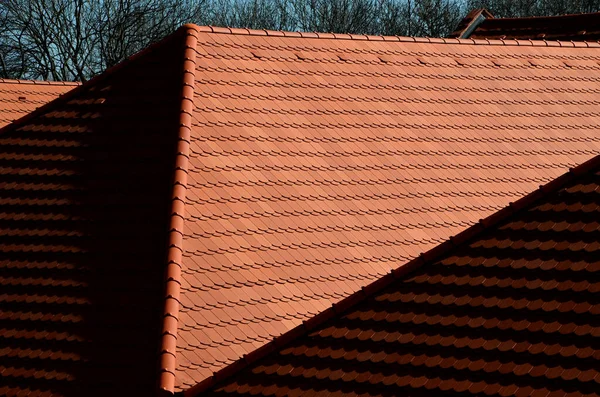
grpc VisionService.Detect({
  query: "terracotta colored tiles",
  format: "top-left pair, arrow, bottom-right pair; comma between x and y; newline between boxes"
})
196,154 -> 600,397
175,26 -> 600,390
0,79 -> 77,128
3,24 -> 600,396
0,32 -> 187,396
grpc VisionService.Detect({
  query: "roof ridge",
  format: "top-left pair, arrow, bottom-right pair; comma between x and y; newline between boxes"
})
183,152 -> 600,396
0,78 -> 80,86
491,10 -> 600,21
189,24 -> 600,48
158,24 -> 199,395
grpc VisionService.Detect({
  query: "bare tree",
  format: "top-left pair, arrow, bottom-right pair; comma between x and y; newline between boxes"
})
4,0 -> 599,82
413,0 -> 462,37
291,0 -> 379,34
0,0 -> 206,81
0,5 -> 27,78
378,0 -> 414,36
207,0 -> 294,30
373,0 -> 462,37
95,0 -> 207,69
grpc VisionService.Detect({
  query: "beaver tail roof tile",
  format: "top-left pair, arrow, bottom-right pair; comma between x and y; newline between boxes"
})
173,23 -> 600,392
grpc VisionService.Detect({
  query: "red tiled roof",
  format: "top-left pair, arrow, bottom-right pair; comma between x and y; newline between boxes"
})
191,153 -> 600,397
170,26 -> 600,392
0,79 -> 77,127
451,9 -> 600,41
2,24 -> 600,396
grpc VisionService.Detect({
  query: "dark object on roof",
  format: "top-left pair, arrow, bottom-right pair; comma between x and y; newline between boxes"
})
451,8 -> 600,41
191,154 -> 600,397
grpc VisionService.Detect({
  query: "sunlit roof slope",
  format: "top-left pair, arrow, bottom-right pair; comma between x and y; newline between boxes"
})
193,151 -> 600,397
173,26 -> 600,391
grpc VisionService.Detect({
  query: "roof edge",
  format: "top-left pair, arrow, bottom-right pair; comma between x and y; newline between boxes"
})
183,153 -> 600,396
0,78 -> 79,86
187,23 -> 600,47
157,24 -> 199,395
484,10 -> 600,22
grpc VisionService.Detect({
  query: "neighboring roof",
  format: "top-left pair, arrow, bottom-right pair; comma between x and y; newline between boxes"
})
451,9 -> 600,41
0,79 -> 77,127
2,24 -> 600,396
192,153 -> 600,397
0,31 -> 187,396
449,8 -> 495,39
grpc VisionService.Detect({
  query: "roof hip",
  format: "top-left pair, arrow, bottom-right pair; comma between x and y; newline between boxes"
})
158,24 -> 200,395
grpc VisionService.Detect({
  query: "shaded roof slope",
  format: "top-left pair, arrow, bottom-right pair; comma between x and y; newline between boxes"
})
451,9 -> 600,41
0,79 -> 77,127
192,150 -> 600,397
0,29 -> 188,396
172,26 -> 600,391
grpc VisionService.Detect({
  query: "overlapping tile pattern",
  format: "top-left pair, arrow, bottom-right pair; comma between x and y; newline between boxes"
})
176,28 -> 600,389
202,157 -> 600,397
0,32 -> 185,396
0,79 -> 77,128
3,25 -> 600,395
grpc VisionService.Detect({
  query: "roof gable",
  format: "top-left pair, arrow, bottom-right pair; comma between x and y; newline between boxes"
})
449,8 -> 494,39
192,153 -> 600,397
0,28 -> 189,396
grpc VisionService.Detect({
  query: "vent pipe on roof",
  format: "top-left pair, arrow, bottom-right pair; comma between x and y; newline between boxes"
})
460,12 -> 488,38
449,8 -> 494,39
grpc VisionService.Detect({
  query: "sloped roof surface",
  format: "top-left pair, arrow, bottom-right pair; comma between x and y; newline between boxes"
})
0,31 -> 186,396
451,10 -> 600,41
195,154 -> 600,397
3,25 -> 600,396
174,26 -> 600,390
0,79 -> 77,127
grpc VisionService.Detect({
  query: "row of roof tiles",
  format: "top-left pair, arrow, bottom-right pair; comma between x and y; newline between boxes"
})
195,24 -> 600,47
